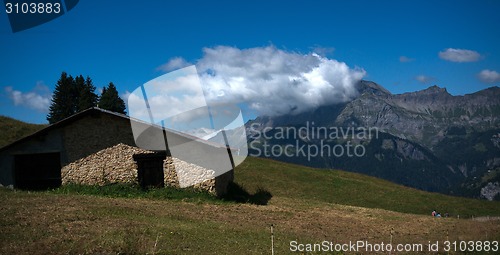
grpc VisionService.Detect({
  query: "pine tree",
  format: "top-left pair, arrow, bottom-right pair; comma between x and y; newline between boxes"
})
77,75 -> 98,111
47,72 -> 100,124
47,72 -> 77,124
98,82 -> 126,114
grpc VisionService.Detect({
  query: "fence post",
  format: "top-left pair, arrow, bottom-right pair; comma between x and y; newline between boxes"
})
389,227 -> 394,255
271,224 -> 274,255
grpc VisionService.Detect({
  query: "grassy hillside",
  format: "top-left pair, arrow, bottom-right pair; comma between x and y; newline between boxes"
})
0,115 -> 46,148
235,157 -> 500,218
1,156 -> 500,254
0,113 -> 499,253
1,114 -> 497,217
5,189 -> 498,255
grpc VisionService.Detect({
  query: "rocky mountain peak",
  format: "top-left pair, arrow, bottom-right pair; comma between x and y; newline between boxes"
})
356,80 -> 391,96
398,85 -> 451,99
247,81 -> 500,198
422,85 -> 448,94
469,86 -> 500,97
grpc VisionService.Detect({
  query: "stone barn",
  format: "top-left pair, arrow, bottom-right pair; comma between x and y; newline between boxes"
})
0,108 -> 234,196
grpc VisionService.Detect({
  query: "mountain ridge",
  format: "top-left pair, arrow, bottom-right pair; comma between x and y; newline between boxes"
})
246,80 -> 500,199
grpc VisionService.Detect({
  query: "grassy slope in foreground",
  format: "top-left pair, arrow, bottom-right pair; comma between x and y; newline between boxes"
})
235,156 -> 500,218
0,115 -> 46,148
3,188 -> 498,255
1,157 -> 500,254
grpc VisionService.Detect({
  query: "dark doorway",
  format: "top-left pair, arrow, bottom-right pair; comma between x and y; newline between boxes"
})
133,152 -> 166,189
14,152 -> 61,190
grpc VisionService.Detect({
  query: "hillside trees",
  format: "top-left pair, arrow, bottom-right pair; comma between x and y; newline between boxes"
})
98,82 -> 126,114
47,72 -> 77,124
47,72 -> 126,124
77,75 -> 99,112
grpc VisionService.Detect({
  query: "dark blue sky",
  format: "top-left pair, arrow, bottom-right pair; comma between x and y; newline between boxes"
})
1,0 -> 499,123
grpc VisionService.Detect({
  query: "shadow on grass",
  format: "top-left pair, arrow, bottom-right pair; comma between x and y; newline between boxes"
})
221,182 -> 272,205
45,182 -> 272,205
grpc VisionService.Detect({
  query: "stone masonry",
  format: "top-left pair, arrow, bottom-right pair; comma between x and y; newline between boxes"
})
61,143 -> 233,196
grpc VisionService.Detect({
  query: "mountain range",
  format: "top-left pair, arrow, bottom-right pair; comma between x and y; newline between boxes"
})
244,81 -> 500,200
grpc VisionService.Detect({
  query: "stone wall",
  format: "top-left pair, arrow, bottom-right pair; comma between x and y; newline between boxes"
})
62,112 -> 138,164
62,143 -> 233,196
62,143 -> 153,185
163,157 -> 179,187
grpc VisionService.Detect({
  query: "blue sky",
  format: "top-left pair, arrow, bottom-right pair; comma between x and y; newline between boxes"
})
1,0 -> 499,124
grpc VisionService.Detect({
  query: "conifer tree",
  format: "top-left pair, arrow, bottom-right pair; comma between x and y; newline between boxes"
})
47,72 -> 77,124
47,72 -> 101,123
77,75 -> 98,111
47,72 -> 123,123
98,82 -> 126,114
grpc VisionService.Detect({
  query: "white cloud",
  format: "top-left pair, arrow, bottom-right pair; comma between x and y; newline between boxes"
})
156,57 -> 191,72
127,65 -> 211,130
193,45 -> 365,116
311,46 -> 335,57
399,56 -> 414,63
4,82 -> 51,112
477,69 -> 500,83
415,75 -> 434,84
438,48 -> 481,63
121,91 -> 131,102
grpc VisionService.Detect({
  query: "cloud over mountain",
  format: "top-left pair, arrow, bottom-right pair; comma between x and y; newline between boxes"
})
192,46 -> 365,116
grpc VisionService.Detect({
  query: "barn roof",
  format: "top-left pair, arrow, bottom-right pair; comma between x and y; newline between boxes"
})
0,107 -> 234,152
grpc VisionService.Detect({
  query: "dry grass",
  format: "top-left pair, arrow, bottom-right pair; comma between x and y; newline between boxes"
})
2,156 -> 500,254
1,188 -> 499,254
